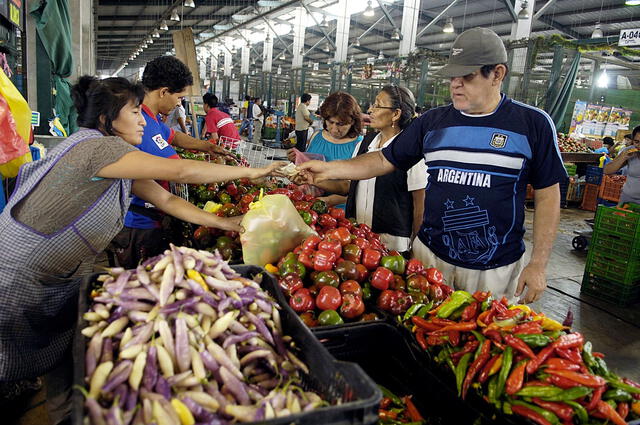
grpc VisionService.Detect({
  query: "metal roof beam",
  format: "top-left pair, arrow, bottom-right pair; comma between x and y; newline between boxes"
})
536,15 -> 582,39
375,0 -> 400,31
533,0 -> 558,21
298,1 -> 336,49
416,0 -> 460,39
501,0 -> 518,22
98,0 -> 255,5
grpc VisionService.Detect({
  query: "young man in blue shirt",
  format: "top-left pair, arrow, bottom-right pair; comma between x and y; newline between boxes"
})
299,28 -> 566,304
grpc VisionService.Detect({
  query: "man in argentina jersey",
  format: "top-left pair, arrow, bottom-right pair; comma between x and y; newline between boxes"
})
298,28 -> 566,304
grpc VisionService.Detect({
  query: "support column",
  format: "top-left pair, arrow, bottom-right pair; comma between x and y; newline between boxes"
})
333,0 -> 350,64
589,60 -> 600,102
299,68 -> 306,97
345,68 -> 352,93
262,25 -> 274,74
416,60 -> 429,107
399,0 -> 421,57
507,0 -> 534,98
267,73 -> 273,107
292,7 -> 306,69
25,8 -> 38,110
70,0 -> 94,82
329,65 -> 337,94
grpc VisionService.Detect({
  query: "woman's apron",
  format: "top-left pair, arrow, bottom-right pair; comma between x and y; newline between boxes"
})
0,129 -> 132,380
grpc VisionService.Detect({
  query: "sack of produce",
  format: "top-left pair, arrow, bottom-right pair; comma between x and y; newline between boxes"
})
241,194 -> 317,267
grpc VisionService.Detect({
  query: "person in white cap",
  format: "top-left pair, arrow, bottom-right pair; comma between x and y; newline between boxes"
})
298,27 -> 566,304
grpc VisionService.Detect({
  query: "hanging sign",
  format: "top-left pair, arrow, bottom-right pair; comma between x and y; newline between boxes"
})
366,57 -> 376,65
618,29 -> 640,47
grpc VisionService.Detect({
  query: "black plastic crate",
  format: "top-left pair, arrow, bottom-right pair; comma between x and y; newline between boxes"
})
586,165 -> 603,185
73,265 -> 381,425
314,322 -> 524,425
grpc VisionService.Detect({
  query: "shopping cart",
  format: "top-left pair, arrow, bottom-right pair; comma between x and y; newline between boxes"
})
169,182 -> 189,201
218,136 -> 279,169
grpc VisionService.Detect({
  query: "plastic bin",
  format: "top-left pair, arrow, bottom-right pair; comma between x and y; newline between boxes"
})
599,175 -> 627,203
581,273 -> 640,306
581,183 -> 600,211
585,165 -> 603,185
594,205 -> 640,243
564,163 -> 577,176
591,232 -> 640,261
585,250 -> 640,286
314,322 -> 524,425
72,265 -> 381,425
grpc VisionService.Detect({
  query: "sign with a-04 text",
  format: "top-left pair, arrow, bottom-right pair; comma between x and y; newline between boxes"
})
618,28 -> 640,47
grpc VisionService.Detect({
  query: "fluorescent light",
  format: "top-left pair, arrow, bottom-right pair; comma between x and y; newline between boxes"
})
625,0 -> 640,4
443,17 -> 454,33
170,9 -> 180,21
378,50 -> 384,60
364,1 -> 375,17
391,29 -> 401,41
184,0 -> 195,8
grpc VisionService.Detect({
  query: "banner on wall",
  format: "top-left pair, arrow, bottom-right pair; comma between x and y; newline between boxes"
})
570,101 -> 632,138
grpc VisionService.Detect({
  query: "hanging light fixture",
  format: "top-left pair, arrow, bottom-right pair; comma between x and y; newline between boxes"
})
353,38 -> 360,47
320,15 -> 329,28
364,1 -> 375,17
142,42 -> 148,48
184,0 -> 195,8
591,22 -> 604,38
124,62 -> 128,66
160,20 -> 169,31
349,55 -> 355,63
390,29 -> 401,41
378,50 -> 384,60
280,52 -> 286,60
170,9 -> 180,21
442,17 -> 454,33
152,29 -> 160,38
147,36 -> 154,44
322,43 -> 330,53
626,0 -> 640,5
251,57 -> 256,65
517,1 -> 530,19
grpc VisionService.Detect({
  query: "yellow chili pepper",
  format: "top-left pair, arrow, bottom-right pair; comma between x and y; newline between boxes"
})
171,399 -> 195,425
536,315 -> 566,331
489,354 -> 503,376
264,264 -> 279,274
632,401 -> 640,416
509,304 -> 535,316
186,269 -> 208,292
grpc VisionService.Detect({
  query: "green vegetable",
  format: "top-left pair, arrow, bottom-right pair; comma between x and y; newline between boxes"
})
416,302 -> 433,319
603,388 -> 633,402
515,333 -> 552,348
455,353 -> 472,397
511,400 -> 561,425
403,303 -> 425,322
487,375 -> 500,407
317,310 -> 344,326
608,379 -> 640,395
539,386 -> 592,401
380,255 -> 406,275
495,346 -> 513,399
515,386 -> 564,399
437,291 -> 474,319
564,400 -> 588,424
379,385 -> 403,406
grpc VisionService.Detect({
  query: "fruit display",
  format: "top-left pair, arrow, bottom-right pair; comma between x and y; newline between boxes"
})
557,133 -> 589,153
405,290 -> 640,425
80,246 -> 329,423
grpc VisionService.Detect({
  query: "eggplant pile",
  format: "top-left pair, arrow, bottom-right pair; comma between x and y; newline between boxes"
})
81,245 -> 327,425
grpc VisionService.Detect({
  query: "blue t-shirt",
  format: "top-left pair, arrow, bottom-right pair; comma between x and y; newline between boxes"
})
382,95 -> 567,270
308,131 -> 363,209
124,104 -> 179,229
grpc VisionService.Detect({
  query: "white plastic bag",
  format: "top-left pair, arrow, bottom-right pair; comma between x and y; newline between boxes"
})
240,194 -> 317,266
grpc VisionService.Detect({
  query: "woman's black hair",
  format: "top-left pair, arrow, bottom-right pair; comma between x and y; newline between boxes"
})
71,76 -> 145,136
380,85 -> 416,130
142,56 -> 193,93
203,92 -> 219,107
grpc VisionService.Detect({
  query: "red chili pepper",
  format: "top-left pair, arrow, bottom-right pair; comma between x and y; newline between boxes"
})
483,329 -> 503,343
545,374 -> 581,389
378,409 -> 398,421
552,333 -> 585,350
617,402 -> 629,420
586,385 -> 605,411
415,329 -> 428,351
427,334 -> 447,346
505,360 -> 528,395
595,400 -> 627,425
403,396 -> 424,422
525,381 -> 549,387
411,316 -> 442,332
592,352 -> 605,359
478,354 -> 500,384
555,347 -> 583,364
472,291 -> 490,302
451,340 -> 480,362
461,302 -> 480,322
433,321 -> 477,333
546,369 -> 606,388
531,399 -> 574,421
379,397 -> 392,410
431,318 -> 456,326
512,321 -> 543,335
448,330 -> 461,347
543,358 -> 581,371
495,308 -> 523,321
511,405 -> 553,425
491,299 -> 509,315
504,334 -> 536,360
462,339 -> 491,399
527,344 -> 555,375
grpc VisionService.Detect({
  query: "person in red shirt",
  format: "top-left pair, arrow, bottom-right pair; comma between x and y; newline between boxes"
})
202,93 -> 241,149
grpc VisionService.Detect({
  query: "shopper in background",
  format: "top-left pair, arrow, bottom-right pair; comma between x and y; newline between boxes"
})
299,28 -> 566,304
598,136 -> 616,167
295,93 -> 314,152
239,95 -> 253,139
0,76 -> 282,422
288,91 -> 364,208
604,125 -> 640,205
165,99 -> 188,133
113,56 -> 235,269
201,92 -> 241,147
291,86 -> 426,253
252,97 -> 264,145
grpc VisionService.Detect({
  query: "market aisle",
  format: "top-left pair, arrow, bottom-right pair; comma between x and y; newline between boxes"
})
523,207 -> 640,381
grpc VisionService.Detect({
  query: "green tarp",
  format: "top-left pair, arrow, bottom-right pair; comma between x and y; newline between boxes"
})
29,0 -> 77,134
546,51 -> 581,128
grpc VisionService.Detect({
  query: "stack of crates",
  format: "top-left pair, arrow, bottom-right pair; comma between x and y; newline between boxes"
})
598,175 -> 627,204
581,184 -> 600,211
585,165 -> 603,185
581,204 -> 640,306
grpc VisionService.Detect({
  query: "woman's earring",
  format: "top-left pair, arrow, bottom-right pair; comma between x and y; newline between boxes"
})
391,122 -> 395,128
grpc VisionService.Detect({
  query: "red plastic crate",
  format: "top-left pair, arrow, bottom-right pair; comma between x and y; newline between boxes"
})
581,183 -> 600,211
599,175 -> 627,203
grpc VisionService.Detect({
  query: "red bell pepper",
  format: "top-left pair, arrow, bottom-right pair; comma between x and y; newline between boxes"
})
342,244 -> 362,263
405,258 -> 425,276
339,293 -> 365,319
425,267 -> 443,285
546,369 -> 606,388
511,404 -> 553,425
543,358 -> 581,371
462,339 -> 491,399
512,321 -> 543,335
315,285 -> 342,311
328,207 -> 346,220
297,251 -> 314,269
289,288 -> 315,312
313,250 -> 336,271
289,190 -> 304,201
318,240 -> 342,258
294,200 -> 311,211
354,264 -> 369,282
301,235 -> 321,252
361,248 -> 382,270
527,344 -> 556,375
326,227 -> 352,246
377,289 -> 398,312
531,399 -> 574,421
318,214 -> 337,229
504,334 -> 536,360
505,360 -> 528,395
595,400 -> 627,425
352,237 -> 370,251
370,267 -> 394,291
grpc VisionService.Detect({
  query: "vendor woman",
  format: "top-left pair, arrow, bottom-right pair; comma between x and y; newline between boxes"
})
0,76 -> 282,420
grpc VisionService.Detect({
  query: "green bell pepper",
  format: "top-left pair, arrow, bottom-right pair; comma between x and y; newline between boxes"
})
380,255 -> 406,275
298,210 -> 313,225
317,310 -> 344,326
311,199 -> 327,214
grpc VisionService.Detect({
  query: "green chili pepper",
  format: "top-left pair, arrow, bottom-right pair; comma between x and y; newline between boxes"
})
455,353 -> 472,397
481,297 -> 493,312
540,386 -> 592,401
495,346 -> 513,399
515,333 -> 552,348
543,330 -> 563,340
607,399 -> 618,410
604,388 -> 633,402
487,375 -> 500,407
403,303 -> 425,322
470,330 -> 486,343
564,400 -> 588,424
417,302 -> 433,318
378,385 -> 403,406
361,282 -> 372,301
444,347 -> 456,373
511,400 -> 561,425
515,386 -> 564,398
608,379 -> 640,395
448,304 -> 467,321
502,401 -> 513,415
437,291 -> 474,319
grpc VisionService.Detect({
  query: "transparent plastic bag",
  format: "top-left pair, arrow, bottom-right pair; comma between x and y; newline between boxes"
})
240,194 -> 317,266
290,148 -> 325,197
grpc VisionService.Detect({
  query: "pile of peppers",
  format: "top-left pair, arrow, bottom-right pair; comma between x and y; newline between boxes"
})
378,386 -> 428,425
407,290 -> 640,425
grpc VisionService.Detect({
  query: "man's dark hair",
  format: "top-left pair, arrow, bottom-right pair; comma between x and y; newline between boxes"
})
480,63 -> 509,79
142,56 -> 193,93
244,95 -> 250,101
624,134 -> 632,139
631,126 -> 640,140
301,93 -> 312,103
72,75 -> 144,136
602,136 -> 614,147
203,92 -> 218,108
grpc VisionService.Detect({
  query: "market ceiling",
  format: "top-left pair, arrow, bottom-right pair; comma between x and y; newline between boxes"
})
96,0 -> 640,76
